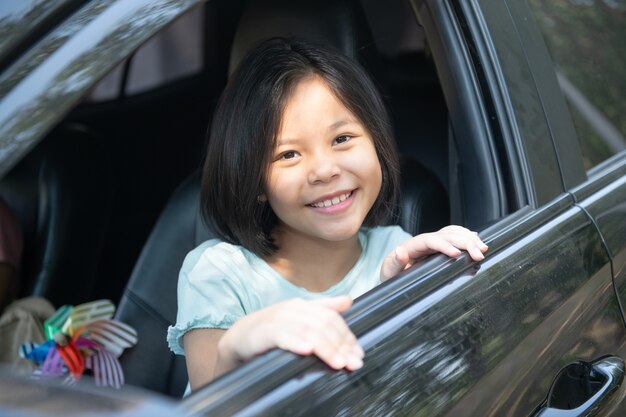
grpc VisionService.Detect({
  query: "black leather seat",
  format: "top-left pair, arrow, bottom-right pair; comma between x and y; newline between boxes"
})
0,125 -> 112,307
115,0 -> 449,397
116,173 -> 208,395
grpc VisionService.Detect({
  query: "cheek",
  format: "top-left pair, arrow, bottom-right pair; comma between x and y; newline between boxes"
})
349,145 -> 383,192
265,167 -> 299,206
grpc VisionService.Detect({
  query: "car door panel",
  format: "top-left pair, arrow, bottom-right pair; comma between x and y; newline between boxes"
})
572,158 -> 626,326
341,206 -> 619,417
188,194 -> 623,416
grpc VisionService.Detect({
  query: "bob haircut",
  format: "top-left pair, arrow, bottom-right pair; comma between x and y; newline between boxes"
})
201,37 -> 400,257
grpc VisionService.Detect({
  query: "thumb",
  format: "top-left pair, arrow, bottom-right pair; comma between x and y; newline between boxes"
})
313,296 -> 353,313
380,246 -> 409,281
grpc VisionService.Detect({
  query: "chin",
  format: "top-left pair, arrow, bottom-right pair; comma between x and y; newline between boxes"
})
316,224 -> 362,242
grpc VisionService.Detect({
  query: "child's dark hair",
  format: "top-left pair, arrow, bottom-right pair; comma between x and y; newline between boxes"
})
201,37 -> 399,257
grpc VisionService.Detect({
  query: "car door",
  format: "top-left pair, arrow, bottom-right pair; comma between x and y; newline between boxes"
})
181,0 -> 626,416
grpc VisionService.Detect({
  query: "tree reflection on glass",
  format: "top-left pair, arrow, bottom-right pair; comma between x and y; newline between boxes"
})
528,0 -> 626,170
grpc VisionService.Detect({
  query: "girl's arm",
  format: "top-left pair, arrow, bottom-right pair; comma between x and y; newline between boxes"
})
380,225 -> 488,281
183,296 -> 364,390
184,328 -> 227,390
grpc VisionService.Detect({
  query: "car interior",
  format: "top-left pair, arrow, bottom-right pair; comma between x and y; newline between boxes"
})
0,0 -> 481,397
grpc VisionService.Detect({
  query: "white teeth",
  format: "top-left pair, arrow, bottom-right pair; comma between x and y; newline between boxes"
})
310,192 -> 352,208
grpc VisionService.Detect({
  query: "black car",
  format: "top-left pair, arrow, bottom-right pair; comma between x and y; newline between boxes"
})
0,0 -> 625,416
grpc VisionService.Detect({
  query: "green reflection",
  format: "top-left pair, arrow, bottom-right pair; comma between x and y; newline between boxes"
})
0,0 -> 53,57
527,0 -> 626,170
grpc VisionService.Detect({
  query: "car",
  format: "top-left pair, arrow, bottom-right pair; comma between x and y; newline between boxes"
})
0,0 -> 625,416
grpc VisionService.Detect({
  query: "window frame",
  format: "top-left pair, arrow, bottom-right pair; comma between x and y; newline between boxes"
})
502,0 -> 587,190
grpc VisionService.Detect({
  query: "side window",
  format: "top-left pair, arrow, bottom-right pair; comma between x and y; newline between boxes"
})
527,0 -> 626,170
88,6 -> 204,101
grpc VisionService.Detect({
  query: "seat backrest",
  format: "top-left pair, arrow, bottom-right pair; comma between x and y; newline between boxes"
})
0,125 -> 113,307
228,0 -> 381,78
115,0 -> 449,397
116,173 -> 210,395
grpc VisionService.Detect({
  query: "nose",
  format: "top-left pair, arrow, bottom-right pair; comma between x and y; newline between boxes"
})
307,150 -> 341,184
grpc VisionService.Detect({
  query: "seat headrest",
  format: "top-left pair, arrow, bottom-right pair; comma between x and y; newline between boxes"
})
229,0 -> 378,75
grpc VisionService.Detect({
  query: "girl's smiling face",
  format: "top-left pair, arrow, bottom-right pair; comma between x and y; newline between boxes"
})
263,75 -> 383,245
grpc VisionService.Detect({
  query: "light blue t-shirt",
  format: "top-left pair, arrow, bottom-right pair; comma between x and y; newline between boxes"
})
167,225 -> 410,355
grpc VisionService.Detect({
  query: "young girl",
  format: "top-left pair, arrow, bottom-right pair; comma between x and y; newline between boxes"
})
167,38 -> 487,391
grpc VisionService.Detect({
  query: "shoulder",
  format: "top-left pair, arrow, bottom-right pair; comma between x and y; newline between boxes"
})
179,239 -> 259,289
182,239 -> 250,272
175,239 -> 260,319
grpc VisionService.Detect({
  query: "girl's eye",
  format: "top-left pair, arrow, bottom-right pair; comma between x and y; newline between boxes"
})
279,151 -> 298,160
334,135 -> 351,145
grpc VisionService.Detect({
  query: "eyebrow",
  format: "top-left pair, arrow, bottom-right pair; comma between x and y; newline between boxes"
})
328,119 -> 357,131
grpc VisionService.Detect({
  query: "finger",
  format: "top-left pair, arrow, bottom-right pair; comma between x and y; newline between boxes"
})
380,246 -> 410,281
477,236 -> 489,253
466,245 -> 485,261
343,340 -> 365,370
314,333 -> 363,371
446,227 -> 488,253
284,300 -> 358,351
461,235 -> 488,259
441,233 -> 487,261
302,323 -> 360,370
407,234 -> 462,258
278,300 -> 351,345
294,306 -> 362,369
271,299 -> 364,368
335,328 -> 361,354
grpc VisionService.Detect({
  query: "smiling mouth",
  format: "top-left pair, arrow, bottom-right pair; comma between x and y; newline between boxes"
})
307,191 -> 353,208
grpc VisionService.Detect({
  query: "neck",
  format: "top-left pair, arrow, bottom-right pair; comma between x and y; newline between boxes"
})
265,227 -> 362,292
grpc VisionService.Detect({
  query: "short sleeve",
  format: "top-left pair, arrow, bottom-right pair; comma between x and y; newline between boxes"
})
167,240 -> 248,355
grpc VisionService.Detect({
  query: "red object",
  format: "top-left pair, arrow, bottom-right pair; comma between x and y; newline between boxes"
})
57,340 -> 85,380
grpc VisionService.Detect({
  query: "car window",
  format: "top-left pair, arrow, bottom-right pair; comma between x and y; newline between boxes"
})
527,0 -> 626,171
88,6 -> 204,101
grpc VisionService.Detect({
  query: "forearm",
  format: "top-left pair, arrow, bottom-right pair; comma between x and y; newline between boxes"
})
213,330 -> 243,379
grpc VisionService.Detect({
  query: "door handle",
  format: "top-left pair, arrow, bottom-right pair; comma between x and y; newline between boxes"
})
532,356 -> 624,417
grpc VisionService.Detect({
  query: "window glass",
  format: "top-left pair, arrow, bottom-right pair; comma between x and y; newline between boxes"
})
527,0 -> 626,170
126,6 -> 203,95
86,6 -> 203,101
88,60 -> 125,101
